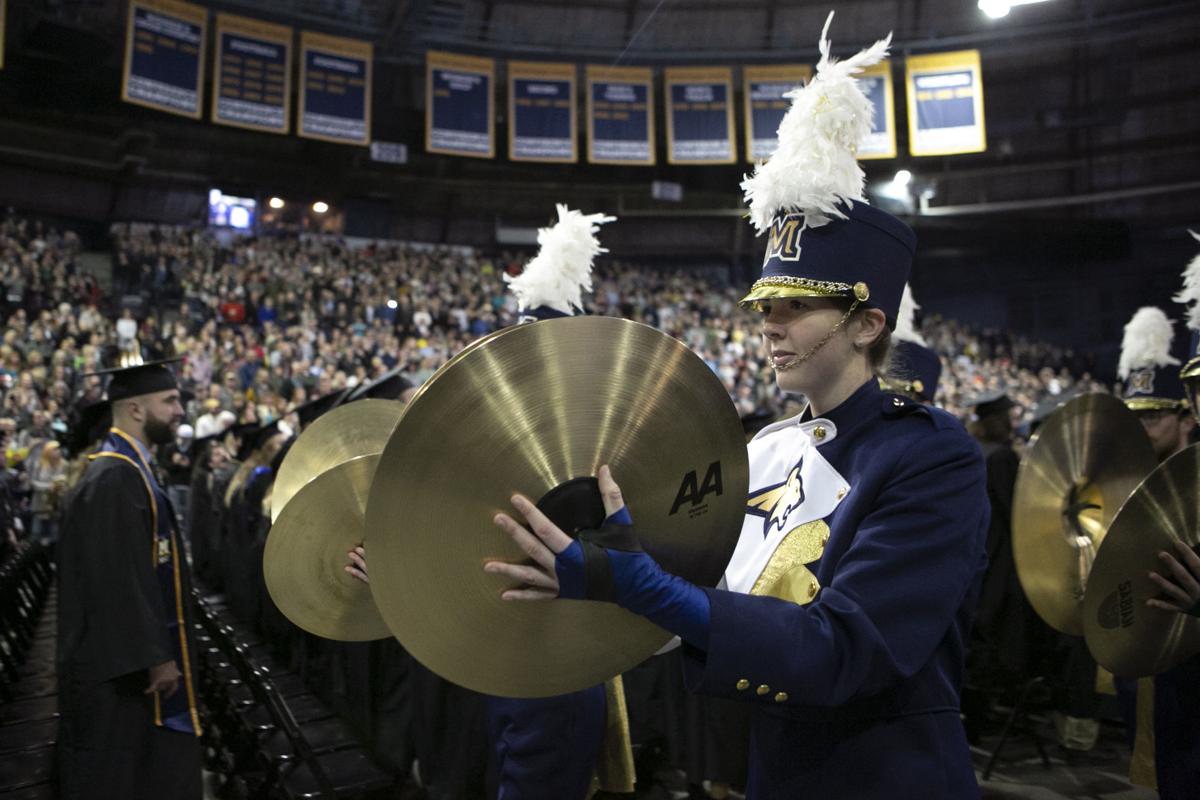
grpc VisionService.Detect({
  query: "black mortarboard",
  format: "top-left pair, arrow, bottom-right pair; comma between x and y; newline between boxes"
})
84,358 -> 181,402
295,388 -> 350,427
1030,390 -> 1084,430
968,390 -> 1015,420
192,418 -> 237,452
347,369 -> 412,402
237,419 -> 286,461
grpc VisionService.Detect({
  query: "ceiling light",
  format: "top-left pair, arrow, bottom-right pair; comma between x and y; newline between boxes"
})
268,197 -> 285,209
312,201 -> 329,214
979,0 -> 1010,18
980,0 -> 1055,19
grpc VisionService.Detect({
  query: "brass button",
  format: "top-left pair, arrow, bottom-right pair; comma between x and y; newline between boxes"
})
836,487 -> 847,500
853,281 -> 870,302
736,679 -> 750,691
807,581 -> 818,599
774,692 -> 789,703
892,397 -> 904,407
756,684 -> 770,696
812,425 -> 826,441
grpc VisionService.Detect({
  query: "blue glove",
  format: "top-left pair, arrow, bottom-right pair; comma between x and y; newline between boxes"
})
555,506 -> 711,650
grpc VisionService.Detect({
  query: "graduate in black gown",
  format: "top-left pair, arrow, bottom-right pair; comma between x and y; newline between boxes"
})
962,391 -> 1046,741
56,360 -> 203,800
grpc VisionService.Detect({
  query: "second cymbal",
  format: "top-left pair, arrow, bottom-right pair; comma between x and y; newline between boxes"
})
1012,393 -> 1157,635
264,454 -> 390,641
1083,443 -> 1200,677
272,399 -> 404,522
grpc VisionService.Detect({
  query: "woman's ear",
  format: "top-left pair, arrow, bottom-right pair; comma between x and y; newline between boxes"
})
854,307 -> 889,348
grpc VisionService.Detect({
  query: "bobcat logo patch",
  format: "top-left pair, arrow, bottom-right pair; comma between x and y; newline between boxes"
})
746,458 -> 806,538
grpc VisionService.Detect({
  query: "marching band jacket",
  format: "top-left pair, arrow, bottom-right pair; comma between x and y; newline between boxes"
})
682,379 -> 989,799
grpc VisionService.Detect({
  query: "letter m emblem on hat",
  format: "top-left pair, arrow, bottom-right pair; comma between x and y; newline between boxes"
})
1129,368 -> 1155,395
764,214 -> 803,265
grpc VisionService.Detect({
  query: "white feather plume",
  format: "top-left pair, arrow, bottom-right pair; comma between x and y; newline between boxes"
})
741,11 -> 891,234
1170,230 -> 1200,331
504,205 -> 616,315
893,285 -> 926,345
1118,306 -> 1180,379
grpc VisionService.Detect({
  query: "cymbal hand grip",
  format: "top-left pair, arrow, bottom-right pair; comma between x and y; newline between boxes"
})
555,508 -> 711,649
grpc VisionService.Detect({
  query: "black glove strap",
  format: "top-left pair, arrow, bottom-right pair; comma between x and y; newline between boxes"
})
1187,600 -> 1200,619
578,521 -> 643,603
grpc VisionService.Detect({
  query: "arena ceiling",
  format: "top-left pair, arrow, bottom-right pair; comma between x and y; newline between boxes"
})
1,0 -> 1198,239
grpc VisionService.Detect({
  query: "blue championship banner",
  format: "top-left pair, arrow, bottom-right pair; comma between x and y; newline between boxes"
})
742,65 -> 811,163
586,65 -> 655,166
857,61 -> 896,160
665,67 -> 735,165
427,51 -> 495,159
212,14 -> 291,135
508,61 -> 576,163
299,31 -> 372,146
121,0 -> 207,119
905,50 -> 986,157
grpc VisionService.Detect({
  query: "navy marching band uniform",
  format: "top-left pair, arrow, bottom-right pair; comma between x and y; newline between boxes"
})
1115,312 -> 1200,798
681,378 -> 989,798
537,20 -> 993,787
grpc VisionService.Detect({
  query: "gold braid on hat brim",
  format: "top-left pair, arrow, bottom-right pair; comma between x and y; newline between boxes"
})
1124,397 -> 1189,412
739,277 -> 870,310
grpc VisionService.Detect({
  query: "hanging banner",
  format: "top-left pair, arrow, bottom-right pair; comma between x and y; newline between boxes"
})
857,61 -> 896,160
665,67 -> 735,165
586,65 -> 654,166
121,0 -> 207,119
906,50 -> 986,157
212,14 -> 291,135
508,61 -> 576,163
742,64 -> 811,163
299,31 -> 371,146
426,51 -> 495,159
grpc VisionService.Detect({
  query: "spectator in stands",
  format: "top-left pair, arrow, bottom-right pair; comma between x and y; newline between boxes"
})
29,440 -> 66,545
115,308 -> 138,354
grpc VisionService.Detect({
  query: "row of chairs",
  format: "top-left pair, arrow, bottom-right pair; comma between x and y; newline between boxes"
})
0,541 -> 57,798
194,592 -> 395,799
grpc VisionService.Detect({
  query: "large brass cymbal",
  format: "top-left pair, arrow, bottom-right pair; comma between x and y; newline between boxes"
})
364,317 -> 749,698
1012,393 -> 1156,635
1083,443 -> 1200,677
272,400 -> 404,522
264,455 -> 390,641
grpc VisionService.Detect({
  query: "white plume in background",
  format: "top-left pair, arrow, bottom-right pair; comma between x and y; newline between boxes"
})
504,205 -> 616,315
893,285 -> 926,345
1118,306 -> 1180,379
1170,230 -> 1200,331
741,11 -> 891,234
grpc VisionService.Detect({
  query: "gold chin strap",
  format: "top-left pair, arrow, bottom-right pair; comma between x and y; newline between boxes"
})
774,298 -> 862,372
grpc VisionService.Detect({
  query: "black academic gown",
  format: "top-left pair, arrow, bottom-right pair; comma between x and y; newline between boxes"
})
208,463 -> 238,592
968,441 -> 1046,684
56,457 -> 202,800
188,459 -> 215,584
